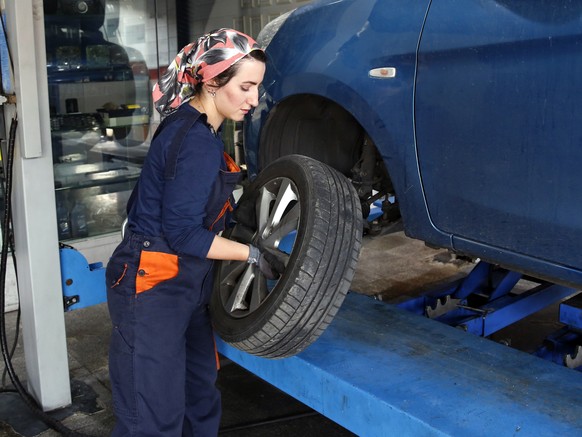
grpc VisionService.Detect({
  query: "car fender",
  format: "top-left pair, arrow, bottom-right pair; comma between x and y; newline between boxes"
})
247,69 -> 452,249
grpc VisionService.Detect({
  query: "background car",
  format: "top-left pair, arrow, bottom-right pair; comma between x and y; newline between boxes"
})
210,0 -> 582,357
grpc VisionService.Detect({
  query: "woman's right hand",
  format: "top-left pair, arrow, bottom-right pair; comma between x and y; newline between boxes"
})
247,244 -> 285,280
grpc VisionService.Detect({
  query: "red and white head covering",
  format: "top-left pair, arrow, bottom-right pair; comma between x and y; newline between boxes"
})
153,28 -> 262,115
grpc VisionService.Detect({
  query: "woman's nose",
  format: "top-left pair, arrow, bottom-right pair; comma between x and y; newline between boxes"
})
248,89 -> 259,107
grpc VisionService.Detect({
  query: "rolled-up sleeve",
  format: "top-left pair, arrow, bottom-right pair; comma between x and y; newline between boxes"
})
162,127 -> 223,258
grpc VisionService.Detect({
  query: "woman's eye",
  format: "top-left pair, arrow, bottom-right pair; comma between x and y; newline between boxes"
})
241,87 -> 250,92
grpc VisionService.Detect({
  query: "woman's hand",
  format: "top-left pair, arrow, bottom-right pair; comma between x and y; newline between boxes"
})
247,244 -> 285,280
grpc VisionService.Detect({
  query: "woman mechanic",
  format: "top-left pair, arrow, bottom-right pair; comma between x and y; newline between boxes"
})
105,29 -> 282,436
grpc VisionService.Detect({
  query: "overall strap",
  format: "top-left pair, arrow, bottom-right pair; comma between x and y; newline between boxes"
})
126,109 -> 201,214
162,110 -> 201,180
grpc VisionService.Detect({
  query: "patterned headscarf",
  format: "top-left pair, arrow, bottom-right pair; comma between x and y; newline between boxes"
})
152,28 -> 262,115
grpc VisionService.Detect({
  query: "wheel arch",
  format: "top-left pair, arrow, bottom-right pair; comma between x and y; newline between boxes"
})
255,90 -> 408,222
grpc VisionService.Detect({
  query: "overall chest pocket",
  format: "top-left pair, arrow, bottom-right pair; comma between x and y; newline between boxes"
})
204,153 -> 242,232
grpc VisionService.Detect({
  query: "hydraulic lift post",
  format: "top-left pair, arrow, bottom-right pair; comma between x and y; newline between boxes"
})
3,0 -> 71,410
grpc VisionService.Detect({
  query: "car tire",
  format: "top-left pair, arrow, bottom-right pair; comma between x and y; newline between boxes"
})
210,154 -> 362,358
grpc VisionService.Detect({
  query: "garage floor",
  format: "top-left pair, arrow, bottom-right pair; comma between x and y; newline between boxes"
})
0,226 -> 573,436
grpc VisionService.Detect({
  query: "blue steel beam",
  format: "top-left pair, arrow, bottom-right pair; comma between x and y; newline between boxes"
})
216,293 -> 582,436
461,284 -> 577,337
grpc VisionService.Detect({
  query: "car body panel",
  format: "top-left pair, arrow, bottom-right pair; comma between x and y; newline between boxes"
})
416,0 -> 582,271
245,0 -> 582,287
247,0 -> 442,239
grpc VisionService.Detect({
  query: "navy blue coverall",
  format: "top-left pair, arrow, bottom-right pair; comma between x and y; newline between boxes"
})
105,104 -> 241,436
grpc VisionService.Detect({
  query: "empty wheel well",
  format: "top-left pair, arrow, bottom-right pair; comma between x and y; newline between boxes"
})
259,94 -> 364,175
258,94 -> 398,222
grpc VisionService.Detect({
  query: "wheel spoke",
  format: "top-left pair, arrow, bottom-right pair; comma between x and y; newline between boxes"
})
256,186 -> 276,236
262,202 -> 300,251
261,179 -> 298,239
225,264 -> 255,313
249,275 -> 268,312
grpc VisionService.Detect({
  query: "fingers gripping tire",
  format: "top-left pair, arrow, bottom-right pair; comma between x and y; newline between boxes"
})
210,154 -> 363,358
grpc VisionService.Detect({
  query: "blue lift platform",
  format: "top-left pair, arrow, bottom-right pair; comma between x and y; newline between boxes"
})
59,245 -> 582,434
216,292 -> 582,436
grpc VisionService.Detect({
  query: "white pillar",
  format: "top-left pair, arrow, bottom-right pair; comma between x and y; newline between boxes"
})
4,0 -> 71,410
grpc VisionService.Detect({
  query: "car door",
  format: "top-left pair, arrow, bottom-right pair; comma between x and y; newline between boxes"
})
415,0 -> 582,270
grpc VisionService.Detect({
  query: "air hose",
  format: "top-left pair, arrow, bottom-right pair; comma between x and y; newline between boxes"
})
0,127 -> 19,390
0,117 -> 92,437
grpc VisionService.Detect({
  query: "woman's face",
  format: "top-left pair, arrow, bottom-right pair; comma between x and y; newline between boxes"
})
213,58 -> 266,122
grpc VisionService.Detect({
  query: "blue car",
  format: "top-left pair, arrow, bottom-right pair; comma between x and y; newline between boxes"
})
210,0 -> 582,357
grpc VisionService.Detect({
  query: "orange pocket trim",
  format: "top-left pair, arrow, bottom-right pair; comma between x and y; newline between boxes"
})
213,335 -> 221,371
208,153 -> 240,231
223,152 -> 240,173
209,199 -> 233,231
135,251 -> 179,294
111,263 -> 128,288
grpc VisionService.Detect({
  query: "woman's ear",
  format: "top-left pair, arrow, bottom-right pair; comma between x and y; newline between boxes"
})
204,81 -> 219,98
206,79 -> 219,90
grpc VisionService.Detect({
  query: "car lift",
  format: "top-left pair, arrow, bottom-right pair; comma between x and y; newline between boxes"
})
59,222 -> 582,434
216,260 -> 582,436
60,245 -> 106,311
396,260 -> 582,369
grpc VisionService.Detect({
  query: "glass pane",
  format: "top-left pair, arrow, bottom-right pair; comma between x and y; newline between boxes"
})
44,0 -> 174,240
44,0 -> 313,242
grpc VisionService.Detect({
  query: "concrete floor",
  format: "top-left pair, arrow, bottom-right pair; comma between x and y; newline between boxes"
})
0,227 -> 575,436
